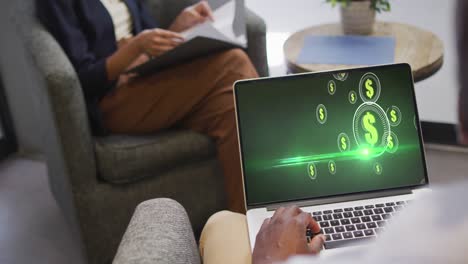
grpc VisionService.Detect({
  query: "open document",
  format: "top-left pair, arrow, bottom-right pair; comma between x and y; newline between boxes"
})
181,0 -> 246,44
128,0 -> 246,76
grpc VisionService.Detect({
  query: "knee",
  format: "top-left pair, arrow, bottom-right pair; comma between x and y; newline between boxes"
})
224,48 -> 250,63
201,211 -> 247,239
206,210 -> 244,225
221,49 -> 254,70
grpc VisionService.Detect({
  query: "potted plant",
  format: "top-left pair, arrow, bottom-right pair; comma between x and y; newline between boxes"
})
326,0 -> 391,35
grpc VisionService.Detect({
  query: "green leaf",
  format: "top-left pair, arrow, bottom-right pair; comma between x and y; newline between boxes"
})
383,2 -> 391,11
369,0 -> 392,12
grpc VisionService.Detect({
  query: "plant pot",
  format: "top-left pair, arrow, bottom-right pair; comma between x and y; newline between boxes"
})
340,0 -> 376,35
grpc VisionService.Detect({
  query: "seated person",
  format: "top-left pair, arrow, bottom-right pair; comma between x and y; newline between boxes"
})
38,0 -> 258,213
200,183 -> 468,264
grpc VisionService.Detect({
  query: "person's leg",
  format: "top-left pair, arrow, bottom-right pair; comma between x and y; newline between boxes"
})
178,50 -> 257,213
199,211 -> 251,264
100,49 -> 258,213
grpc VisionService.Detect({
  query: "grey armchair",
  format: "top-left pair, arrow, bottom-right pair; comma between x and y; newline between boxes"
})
11,0 -> 268,263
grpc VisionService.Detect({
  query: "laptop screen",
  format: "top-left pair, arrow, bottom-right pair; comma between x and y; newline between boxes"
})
234,64 -> 428,207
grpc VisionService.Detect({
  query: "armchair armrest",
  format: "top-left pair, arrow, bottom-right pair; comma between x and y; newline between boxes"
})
113,198 -> 201,264
245,8 -> 269,77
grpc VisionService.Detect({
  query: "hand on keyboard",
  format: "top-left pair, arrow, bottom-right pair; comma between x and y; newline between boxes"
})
252,206 -> 326,264
312,200 -> 408,249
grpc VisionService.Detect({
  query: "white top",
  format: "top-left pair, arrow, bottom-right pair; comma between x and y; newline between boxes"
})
100,0 -> 134,41
285,181 -> 468,264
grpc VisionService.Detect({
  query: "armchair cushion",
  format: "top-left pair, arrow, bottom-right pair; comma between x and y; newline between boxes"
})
113,198 -> 201,264
95,131 -> 216,184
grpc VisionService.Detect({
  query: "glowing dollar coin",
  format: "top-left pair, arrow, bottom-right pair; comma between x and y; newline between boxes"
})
374,162 -> 383,175
387,106 -> 402,127
328,160 -> 337,175
353,102 -> 390,157
333,72 -> 348,81
328,80 -> 336,95
307,162 -> 317,180
337,133 -> 351,152
359,73 -> 381,103
349,90 -> 357,104
386,131 -> 399,154
316,104 -> 327,124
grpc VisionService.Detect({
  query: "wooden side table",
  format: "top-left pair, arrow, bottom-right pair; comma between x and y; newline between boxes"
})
283,22 -> 444,82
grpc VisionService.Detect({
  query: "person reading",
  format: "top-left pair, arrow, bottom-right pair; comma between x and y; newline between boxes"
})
38,0 -> 258,213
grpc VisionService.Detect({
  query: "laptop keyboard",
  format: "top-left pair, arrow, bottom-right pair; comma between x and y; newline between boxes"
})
306,200 -> 408,249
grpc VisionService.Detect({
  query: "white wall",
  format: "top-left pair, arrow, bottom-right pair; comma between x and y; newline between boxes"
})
246,0 -> 458,124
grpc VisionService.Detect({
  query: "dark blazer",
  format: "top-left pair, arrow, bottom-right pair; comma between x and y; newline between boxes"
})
37,0 -> 158,134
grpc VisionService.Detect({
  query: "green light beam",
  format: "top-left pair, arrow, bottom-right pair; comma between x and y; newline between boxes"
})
270,145 -> 417,169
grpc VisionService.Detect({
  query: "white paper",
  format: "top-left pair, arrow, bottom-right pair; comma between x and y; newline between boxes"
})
180,0 -> 246,46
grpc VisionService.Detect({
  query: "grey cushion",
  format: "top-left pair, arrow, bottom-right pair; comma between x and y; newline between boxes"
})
113,198 -> 201,264
95,131 -> 216,184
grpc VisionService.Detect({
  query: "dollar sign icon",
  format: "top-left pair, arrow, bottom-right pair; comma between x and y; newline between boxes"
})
349,91 -> 357,104
337,133 -> 350,152
328,81 -> 336,95
387,135 -> 394,149
365,79 -> 374,99
359,73 -> 380,102
386,132 -> 398,154
374,163 -> 383,175
341,136 -> 347,151
362,112 -> 378,146
316,104 -> 327,124
390,110 -> 397,123
329,161 -> 336,175
308,163 -> 317,180
388,106 -> 401,126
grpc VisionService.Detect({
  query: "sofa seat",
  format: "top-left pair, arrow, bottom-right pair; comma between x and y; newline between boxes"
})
95,131 -> 216,184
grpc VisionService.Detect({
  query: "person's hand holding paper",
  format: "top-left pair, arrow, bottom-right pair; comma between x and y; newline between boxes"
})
169,1 -> 215,33
179,0 -> 246,45
125,0 -> 247,76
135,29 -> 185,57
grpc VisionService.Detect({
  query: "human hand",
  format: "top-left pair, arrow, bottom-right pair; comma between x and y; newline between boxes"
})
169,1 -> 214,32
135,29 -> 184,57
252,206 -> 325,264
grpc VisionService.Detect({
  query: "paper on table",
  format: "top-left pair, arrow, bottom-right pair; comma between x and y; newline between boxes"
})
181,0 -> 246,45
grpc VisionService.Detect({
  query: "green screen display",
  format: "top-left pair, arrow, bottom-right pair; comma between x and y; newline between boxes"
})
235,64 -> 428,206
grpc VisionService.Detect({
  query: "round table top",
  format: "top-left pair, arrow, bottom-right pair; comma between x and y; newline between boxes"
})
283,22 -> 444,82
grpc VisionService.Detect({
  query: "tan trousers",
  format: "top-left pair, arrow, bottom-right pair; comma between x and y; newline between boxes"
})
100,49 -> 259,213
200,211 -> 251,264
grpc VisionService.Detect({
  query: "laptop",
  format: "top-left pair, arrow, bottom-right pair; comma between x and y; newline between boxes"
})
233,63 -> 430,255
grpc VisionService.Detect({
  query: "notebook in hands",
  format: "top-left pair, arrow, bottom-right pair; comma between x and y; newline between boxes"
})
127,0 -> 246,76
233,64 -> 430,255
